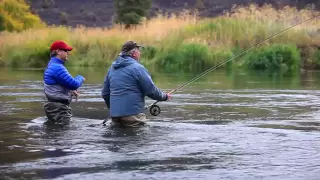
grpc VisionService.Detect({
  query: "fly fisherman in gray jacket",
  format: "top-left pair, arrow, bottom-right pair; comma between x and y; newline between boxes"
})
102,41 -> 171,127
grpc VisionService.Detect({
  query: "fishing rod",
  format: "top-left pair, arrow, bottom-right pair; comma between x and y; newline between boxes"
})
146,14 -> 320,116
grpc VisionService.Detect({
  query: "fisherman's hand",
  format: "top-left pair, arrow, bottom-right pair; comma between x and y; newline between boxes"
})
71,90 -> 80,101
166,93 -> 172,101
72,90 -> 80,97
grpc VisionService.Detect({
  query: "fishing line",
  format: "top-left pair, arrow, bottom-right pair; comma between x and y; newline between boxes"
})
147,13 -> 320,116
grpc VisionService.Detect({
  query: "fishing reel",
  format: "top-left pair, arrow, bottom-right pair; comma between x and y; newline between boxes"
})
149,104 -> 161,116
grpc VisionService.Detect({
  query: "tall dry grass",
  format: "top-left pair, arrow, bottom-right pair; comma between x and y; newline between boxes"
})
225,4 -> 319,45
0,4 -> 319,71
0,9 -> 198,67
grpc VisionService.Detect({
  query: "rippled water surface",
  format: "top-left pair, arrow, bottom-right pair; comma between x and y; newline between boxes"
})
1,68 -> 320,180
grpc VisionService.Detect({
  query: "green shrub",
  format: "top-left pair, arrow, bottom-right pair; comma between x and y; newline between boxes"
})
313,49 -> 320,66
0,0 -> 45,32
142,46 -> 157,60
155,43 -> 234,72
6,46 -> 50,68
243,44 -> 300,72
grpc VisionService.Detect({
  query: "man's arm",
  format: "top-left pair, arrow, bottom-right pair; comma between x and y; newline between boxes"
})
101,69 -> 111,108
55,65 -> 85,90
137,66 -> 168,101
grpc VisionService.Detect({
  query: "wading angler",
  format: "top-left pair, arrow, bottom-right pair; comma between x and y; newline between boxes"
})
101,41 -> 172,127
43,40 -> 86,125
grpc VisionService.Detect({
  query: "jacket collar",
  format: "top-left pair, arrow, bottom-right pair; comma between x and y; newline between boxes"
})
119,52 -> 139,62
50,57 -> 65,64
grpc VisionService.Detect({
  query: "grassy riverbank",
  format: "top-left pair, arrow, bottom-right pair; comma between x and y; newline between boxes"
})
0,4 -> 319,72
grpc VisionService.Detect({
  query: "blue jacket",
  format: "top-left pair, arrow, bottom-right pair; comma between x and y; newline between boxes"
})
43,57 -> 85,101
101,55 -> 167,117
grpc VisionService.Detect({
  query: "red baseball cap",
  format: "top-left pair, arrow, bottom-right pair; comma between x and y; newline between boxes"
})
50,40 -> 73,51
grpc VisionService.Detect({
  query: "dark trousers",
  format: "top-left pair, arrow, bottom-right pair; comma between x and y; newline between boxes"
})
43,102 -> 72,125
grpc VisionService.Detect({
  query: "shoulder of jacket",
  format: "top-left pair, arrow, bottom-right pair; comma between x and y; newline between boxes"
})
132,62 -> 146,70
49,64 -> 67,75
130,63 -> 145,74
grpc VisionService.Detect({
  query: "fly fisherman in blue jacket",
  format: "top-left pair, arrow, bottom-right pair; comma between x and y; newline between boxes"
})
102,41 -> 171,127
43,40 -> 86,125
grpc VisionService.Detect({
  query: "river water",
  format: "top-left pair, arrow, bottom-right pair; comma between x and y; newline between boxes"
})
0,67 -> 320,180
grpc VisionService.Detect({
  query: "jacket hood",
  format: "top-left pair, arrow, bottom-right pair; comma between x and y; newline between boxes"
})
111,55 -> 137,69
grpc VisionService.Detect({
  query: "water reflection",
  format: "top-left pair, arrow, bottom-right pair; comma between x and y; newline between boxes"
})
1,68 -> 320,179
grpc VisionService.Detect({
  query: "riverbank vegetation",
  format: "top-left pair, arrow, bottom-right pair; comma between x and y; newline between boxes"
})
0,0 -> 44,32
0,2 -> 319,73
